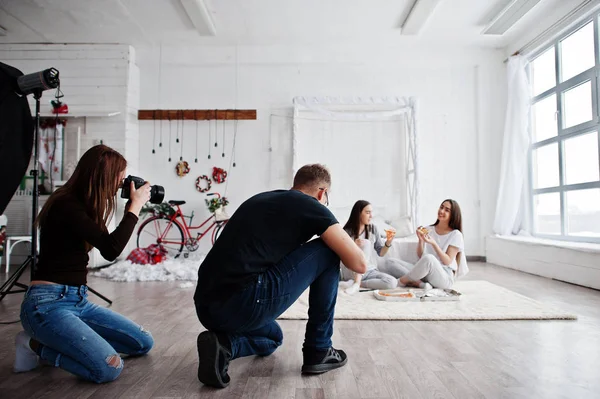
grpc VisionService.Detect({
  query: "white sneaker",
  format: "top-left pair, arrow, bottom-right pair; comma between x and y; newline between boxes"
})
13,331 -> 39,373
344,283 -> 360,295
338,280 -> 354,290
419,282 -> 433,291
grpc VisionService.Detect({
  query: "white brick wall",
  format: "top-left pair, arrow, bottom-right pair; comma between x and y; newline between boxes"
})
0,43 -> 139,171
1,43 -> 141,265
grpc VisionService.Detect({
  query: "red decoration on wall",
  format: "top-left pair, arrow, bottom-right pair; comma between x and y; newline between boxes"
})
212,167 -> 227,184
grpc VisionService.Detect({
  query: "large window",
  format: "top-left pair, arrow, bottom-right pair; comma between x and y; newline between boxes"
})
529,17 -> 600,242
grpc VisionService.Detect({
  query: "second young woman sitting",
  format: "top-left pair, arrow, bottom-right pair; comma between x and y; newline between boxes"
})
395,199 -> 467,290
339,200 -> 397,294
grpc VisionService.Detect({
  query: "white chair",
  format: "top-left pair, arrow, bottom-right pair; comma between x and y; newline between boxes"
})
1,199 -> 43,273
4,235 -> 33,273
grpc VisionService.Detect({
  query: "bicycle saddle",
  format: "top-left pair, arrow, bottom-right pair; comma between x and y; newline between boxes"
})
168,200 -> 186,206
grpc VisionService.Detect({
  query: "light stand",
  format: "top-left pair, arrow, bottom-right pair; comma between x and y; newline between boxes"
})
0,91 -> 112,305
0,90 -> 44,301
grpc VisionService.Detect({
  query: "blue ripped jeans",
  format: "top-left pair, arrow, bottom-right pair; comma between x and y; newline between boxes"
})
20,284 -> 154,383
196,239 -> 340,360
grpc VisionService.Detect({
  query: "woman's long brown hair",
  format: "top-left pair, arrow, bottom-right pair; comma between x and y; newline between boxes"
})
343,200 -> 372,239
432,199 -> 463,264
36,145 -> 127,251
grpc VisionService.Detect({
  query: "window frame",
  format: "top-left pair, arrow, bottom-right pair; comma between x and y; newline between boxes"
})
528,15 -> 600,243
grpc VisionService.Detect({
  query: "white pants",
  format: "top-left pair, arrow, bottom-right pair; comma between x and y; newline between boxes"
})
339,238 -> 397,290
386,254 -> 454,289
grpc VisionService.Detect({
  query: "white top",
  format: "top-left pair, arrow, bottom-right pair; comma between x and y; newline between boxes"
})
345,225 -> 385,271
423,226 -> 464,272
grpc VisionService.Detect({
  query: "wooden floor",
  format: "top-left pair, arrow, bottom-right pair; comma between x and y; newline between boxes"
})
0,262 -> 599,399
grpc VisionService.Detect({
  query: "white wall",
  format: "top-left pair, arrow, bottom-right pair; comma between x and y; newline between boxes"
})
136,43 -> 507,256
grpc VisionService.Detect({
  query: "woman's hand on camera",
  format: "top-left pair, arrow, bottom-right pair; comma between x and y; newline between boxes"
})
127,181 -> 151,217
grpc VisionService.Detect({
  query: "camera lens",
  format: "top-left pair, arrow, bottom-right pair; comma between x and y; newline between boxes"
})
150,185 -> 165,204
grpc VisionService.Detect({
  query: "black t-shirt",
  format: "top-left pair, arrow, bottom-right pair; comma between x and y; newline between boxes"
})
33,194 -> 139,286
195,189 -> 338,301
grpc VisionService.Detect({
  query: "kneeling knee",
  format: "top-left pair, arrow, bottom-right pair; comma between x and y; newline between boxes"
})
383,279 -> 397,289
138,329 -> 154,355
260,336 -> 283,357
92,354 -> 123,383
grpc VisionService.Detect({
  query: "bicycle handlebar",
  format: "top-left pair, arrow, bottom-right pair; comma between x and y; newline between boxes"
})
206,193 -> 221,198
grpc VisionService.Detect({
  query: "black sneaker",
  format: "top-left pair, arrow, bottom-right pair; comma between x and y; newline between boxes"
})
197,331 -> 231,388
301,347 -> 348,374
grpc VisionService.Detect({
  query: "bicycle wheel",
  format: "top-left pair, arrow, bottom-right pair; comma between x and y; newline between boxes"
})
212,220 -> 228,245
137,216 -> 185,258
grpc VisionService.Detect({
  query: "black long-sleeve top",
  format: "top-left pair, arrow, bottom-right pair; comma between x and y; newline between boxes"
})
33,194 -> 138,285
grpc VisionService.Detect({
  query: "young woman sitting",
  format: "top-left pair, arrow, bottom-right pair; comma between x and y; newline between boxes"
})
339,200 -> 398,294
391,199 -> 467,290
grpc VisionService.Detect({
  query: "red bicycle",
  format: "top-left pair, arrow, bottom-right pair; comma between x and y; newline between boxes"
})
136,193 -> 229,258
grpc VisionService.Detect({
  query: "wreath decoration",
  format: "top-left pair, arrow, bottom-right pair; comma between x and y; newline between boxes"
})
195,175 -> 212,193
212,167 -> 228,184
176,161 -> 190,177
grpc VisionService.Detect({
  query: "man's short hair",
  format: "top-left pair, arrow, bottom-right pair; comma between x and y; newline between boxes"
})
293,164 -> 331,189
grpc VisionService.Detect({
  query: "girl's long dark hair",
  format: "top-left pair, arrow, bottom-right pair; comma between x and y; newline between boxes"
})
433,199 -> 463,264
343,200 -> 372,239
432,199 -> 462,232
36,145 -> 127,251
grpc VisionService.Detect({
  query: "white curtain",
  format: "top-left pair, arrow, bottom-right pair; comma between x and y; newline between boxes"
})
493,56 -> 531,235
292,96 -> 418,229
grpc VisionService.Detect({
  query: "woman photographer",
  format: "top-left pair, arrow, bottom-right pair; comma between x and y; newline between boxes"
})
13,144 -> 154,383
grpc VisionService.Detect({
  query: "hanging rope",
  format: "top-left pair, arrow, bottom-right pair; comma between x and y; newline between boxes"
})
232,118 -> 238,168
224,111 -> 239,196
152,110 -> 156,154
214,110 -> 218,148
159,110 -> 163,147
168,114 -> 172,162
208,113 -> 212,160
179,111 -> 184,161
222,110 -> 226,158
176,110 -> 181,143
194,110 -> 199,163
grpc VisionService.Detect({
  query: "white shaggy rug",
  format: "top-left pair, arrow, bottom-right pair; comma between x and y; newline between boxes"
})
91,253 -> 205,282
278,281 -> 577,321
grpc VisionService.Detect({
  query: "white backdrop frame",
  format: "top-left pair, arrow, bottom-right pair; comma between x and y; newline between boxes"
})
292,96 -> 419,229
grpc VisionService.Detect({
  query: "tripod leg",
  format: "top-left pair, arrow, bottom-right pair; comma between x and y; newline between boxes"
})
87,286 -> 113,306
0,257 -> 31,301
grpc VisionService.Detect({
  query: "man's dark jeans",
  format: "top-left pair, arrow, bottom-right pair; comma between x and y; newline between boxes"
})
195,239 -> 340,359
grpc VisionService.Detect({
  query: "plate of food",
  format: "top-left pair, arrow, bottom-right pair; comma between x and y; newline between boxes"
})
373,288 -> 421,302
421,288 -> 461,301
374,287 -> 461,302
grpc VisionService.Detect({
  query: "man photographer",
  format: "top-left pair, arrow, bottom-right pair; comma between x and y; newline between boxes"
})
194,164 -> 367,388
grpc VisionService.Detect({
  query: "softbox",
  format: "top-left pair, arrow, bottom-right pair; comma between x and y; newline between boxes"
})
0,62 -> 34,214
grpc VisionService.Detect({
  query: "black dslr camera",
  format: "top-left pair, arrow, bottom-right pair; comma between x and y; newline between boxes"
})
120,175 -> 165,204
